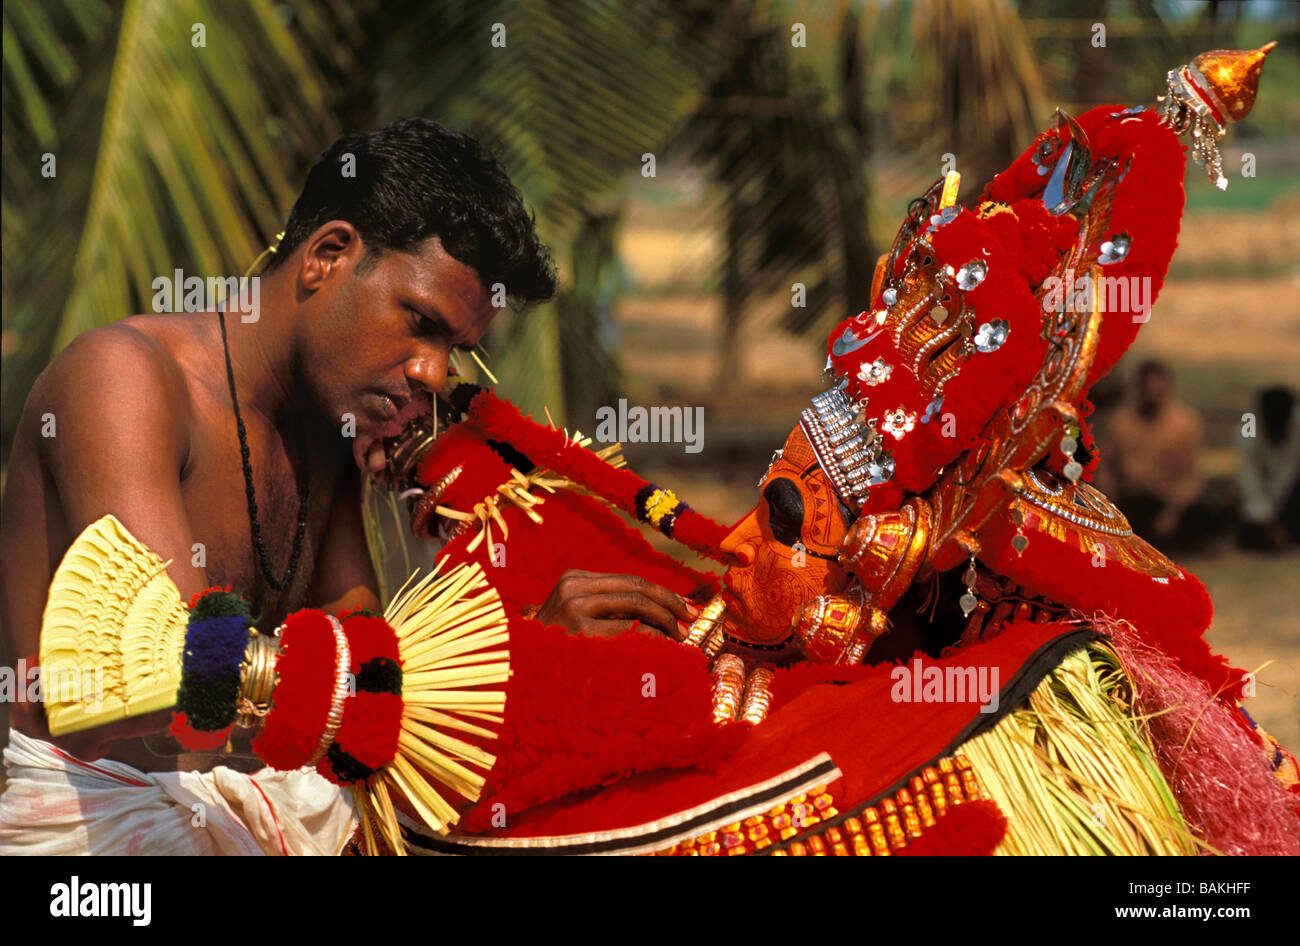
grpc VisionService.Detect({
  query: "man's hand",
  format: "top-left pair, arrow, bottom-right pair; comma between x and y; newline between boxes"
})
534,570 -> 700,639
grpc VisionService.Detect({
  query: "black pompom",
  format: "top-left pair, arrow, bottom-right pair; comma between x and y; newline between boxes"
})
356,656 -> 403,695
327,743 -> 376,785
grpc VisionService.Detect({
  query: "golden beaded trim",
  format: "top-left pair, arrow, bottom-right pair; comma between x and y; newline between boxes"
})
647,755 -> 981,856
307,614 -> 353,766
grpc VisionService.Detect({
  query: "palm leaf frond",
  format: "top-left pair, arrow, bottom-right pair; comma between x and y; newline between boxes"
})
52,0 -> 336,353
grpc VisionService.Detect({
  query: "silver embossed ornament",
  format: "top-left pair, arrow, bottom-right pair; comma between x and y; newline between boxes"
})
956,259 -> 987,291
974,319 -> 1010,353
857,357 -> 893,387
880,408 -> 917,441
1099,233 -> 1130,265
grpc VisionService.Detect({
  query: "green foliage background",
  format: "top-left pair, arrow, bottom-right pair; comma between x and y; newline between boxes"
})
3,0 -> 1295,467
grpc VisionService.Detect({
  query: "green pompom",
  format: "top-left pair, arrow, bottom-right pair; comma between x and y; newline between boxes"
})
190,590 -> 252,622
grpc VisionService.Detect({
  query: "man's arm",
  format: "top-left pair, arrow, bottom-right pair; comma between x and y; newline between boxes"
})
1153,407 -> 1205,536
7,326 -> 209,752
309,464 -> 381,615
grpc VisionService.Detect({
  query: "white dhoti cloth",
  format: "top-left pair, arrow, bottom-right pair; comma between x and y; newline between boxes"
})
0,730 -> 357,855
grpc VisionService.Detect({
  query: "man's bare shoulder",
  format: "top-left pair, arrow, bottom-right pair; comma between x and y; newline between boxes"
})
28,321 -> 193,464
1165,401 -> 1204,434
1105,404 -> 1140,435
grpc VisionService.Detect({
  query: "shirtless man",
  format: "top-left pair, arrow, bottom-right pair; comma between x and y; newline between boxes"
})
0,119 -> 693,785
1099,359 -> 1206,547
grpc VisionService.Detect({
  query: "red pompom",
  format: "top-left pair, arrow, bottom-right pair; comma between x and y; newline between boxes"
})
253,610 -> 338,770
330,691 -> 404,775
168,711 -> 233,752
340,613 -> 401,669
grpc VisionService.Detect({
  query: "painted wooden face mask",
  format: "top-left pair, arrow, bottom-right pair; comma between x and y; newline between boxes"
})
715,424 -> 853,654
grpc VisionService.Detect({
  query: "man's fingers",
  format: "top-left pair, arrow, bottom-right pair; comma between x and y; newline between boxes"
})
577,591 -> 680,639
539,572 -> 701,640
576,617 -> 649,639
568,574 -> 699,624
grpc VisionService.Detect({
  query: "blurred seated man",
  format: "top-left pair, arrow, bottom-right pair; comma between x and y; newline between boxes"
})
1237,385 -> 1300,551
1102,360 -> 1207,552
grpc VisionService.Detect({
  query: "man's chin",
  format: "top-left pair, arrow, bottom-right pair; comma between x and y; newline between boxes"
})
353,436 -> 389,475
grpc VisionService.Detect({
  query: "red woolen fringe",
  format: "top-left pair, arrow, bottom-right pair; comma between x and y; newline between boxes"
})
977,507 -> 1245,700
434,487 -> 719,615
252,610 -> 338,770
413,422 -> 515,510
462,618 -> 744,831
1103,617 -> 1300,855
980,105 -> 1186,394
895,799 -> 1007,856
1076,109 -> 1186,391
466,388 -> 733,562
339,612 -> 401,668
314,613 -> 405,783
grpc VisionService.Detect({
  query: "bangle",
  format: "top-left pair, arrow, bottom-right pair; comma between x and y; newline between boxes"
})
308,615 -> 352,765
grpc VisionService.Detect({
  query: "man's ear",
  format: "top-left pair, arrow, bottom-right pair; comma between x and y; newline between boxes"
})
298,220 -> 363,291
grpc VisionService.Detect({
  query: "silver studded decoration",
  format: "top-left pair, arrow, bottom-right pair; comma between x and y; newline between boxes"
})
974,319 -> 1010,353
1010,502 -> 1029,554
866,454 -> 895,485
926,206 -> 959,232
956,259 -> 987,291
1099,233 -> 1131,265
858,357 -> 893,387
1061,424 -> 1083,483
881,407 -> 917,441
959,558 -> 980,618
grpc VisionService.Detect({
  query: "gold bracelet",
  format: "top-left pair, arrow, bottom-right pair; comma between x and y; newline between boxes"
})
307,615 -> 352,765
236,627 -> 281,728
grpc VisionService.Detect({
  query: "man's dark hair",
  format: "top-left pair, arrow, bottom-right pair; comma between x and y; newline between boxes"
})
1135,359 -> 1170,384
1259,385 -> 1295,439
265,118 -> 556,305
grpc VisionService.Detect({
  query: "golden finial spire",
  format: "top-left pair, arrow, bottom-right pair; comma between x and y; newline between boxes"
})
1158,41 -> 1276,190
1191,42 -> 1276,124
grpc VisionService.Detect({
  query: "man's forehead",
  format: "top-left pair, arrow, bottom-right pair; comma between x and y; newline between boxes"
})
403,241 -> 493,316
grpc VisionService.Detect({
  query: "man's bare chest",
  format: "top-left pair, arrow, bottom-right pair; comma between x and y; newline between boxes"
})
180,417 -> 338,626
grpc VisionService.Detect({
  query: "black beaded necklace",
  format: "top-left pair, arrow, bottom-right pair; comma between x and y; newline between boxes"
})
217,309 -> 309,592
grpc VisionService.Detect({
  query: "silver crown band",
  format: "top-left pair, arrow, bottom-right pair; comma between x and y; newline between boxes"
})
800,382 -> 894,514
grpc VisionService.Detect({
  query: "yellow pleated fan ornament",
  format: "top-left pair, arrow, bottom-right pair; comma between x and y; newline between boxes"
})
38,515 -> 189,734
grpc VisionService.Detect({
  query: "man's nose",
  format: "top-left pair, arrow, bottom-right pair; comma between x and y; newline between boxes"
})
405,347 -> 450,397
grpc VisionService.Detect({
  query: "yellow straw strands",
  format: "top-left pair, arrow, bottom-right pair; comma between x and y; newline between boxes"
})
354,562 -> 511,855
958,643 -> 1198,855
432,437 -> 626,555
39,515 -> 190,735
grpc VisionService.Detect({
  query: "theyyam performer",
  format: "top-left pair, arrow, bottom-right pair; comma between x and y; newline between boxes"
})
1,43 -> 1296,856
